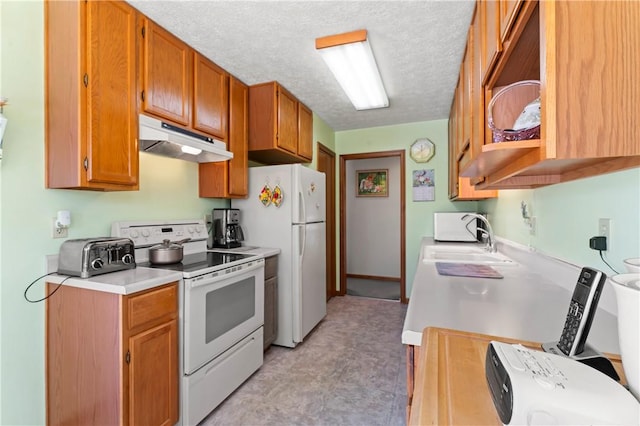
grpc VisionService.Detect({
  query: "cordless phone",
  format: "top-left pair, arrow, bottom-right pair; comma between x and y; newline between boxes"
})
556,267 -> 606,356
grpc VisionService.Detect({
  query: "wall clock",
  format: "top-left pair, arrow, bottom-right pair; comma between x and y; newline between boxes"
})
410,138 -> 435,163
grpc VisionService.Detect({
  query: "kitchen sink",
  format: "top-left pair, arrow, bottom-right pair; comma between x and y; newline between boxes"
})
422,245 -> 516,265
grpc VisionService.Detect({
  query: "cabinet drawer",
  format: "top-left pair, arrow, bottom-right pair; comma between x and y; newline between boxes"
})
265,255 -> 278,279
127,283 -> 178,331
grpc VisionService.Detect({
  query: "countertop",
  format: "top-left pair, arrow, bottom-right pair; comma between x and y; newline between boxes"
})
45,245 -> 279,295
408,327 -> 628,426
402,238 -> 621,354
46,267 -> 182,295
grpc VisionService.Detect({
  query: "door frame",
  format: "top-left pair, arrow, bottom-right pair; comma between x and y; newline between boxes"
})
339,150 -> 407,303
317,142 -> 337,300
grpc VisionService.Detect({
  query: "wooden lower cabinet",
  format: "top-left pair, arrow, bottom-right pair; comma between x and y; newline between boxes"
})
46,282 -> 179,426
405,344 -> 421,423
263,255 -> 278,350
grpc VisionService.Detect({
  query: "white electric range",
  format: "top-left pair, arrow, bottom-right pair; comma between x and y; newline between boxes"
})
112,219 -> 265,425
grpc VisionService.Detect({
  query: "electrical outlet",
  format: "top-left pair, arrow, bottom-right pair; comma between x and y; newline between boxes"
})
598,218 -> 611,248
205,214 -> 212,225
52,218 -> 68,239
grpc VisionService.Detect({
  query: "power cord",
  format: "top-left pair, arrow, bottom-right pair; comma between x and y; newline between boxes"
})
598,250 -> 619,275
24,272 -> 70,303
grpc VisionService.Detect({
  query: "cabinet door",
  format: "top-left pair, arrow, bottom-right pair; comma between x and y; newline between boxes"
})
128,320 -> 178,426
470,4 -> 484,161
462,42 -> 472,153
198,76 -> 248,198
85,1 -> 139,187
276,86 -> 298,154
481,0 -> 501,85
142,19 -> 192,126
499,0 -> 523,43
297,103 -> 313,161
227,76 -> 249,197
448,114 -> 459,199
193,53 -> 229,140
264,276 -> 278,350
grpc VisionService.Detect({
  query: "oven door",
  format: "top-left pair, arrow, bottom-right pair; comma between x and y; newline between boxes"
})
184,259 -> 264,375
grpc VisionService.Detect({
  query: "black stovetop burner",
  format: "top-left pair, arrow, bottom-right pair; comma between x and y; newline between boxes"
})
140,251 -> 254,275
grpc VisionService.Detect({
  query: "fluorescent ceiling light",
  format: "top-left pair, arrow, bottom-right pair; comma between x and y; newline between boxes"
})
316,29 -> 389,111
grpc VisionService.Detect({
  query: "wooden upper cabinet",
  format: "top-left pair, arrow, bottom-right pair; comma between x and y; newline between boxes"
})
227,77 -> 249,196
460,42 -> 472,157
193,52 -> 229,140
297,103 -> 313,161
461,0 -> 640,189
277,86 -> 299,154
45,0 -> 139,191
141,18 -> 192,126
448,111 -> 459,200
141,17 -> 232,146
448,5 -> 497,201
499,0 -> 523,43
199,76 -> 249,198
481,1 -> 502,86
248,81 -> 313,164
471,5 -> 484,156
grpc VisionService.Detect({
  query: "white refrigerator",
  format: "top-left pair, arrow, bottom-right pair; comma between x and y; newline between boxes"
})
232,164 -> 326,347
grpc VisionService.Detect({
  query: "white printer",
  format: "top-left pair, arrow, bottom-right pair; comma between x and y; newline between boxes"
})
486,341 -> 639,425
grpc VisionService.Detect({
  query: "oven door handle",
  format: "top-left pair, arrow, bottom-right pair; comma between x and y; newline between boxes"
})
189,259 -> 264,288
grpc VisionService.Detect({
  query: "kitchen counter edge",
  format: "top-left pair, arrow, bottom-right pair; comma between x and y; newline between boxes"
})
402,237 -> 620,353
46,267 -> 183,295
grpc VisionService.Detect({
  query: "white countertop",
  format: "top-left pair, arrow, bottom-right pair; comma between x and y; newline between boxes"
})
45,246 -> 279,295
46,267 -> 183,295
402,238 -> 621,354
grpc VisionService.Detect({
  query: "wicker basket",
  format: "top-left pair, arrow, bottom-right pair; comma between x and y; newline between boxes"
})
488,80 -> 541,143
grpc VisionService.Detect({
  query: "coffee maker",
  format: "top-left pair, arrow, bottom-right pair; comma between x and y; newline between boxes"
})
210,208 -> 244,248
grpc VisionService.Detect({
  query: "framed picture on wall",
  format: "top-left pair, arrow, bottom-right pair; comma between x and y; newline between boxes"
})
356,169 -> 388,197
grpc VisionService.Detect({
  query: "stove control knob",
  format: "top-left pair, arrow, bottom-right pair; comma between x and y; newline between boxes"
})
122,254 -> 134,264
196,225 -> 204,234
141,229 -> 150,237
187,226 -> 195,234
130,229 -> 139,238
91,258 -> 104,269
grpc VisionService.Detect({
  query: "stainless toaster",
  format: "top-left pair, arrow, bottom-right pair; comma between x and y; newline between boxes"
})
58,237 -> 136,278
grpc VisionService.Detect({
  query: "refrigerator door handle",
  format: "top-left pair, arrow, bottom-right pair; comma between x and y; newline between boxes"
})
299,225 -> 305,258
298,190 -> 306,224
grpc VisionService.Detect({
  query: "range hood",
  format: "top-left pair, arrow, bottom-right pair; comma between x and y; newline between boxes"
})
139,114 -> 233,163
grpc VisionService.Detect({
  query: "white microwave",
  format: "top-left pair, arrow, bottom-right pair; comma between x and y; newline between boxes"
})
434,212 -> 479,242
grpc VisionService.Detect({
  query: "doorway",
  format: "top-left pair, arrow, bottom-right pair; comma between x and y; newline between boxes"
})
317,143 -> 337,301
339,150 -> 406,303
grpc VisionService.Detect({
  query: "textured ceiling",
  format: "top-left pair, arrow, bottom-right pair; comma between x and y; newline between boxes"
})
128,0 -> 475,131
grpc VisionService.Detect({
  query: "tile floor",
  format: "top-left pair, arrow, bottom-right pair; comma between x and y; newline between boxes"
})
200,295 -> 408,426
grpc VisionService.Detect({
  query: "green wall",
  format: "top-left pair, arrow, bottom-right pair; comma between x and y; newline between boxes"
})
0,3 -> 337,423
480,168 -> 640,273
3,2 -> 639,424
335,120 -> 478,295
0,2 -> 207,423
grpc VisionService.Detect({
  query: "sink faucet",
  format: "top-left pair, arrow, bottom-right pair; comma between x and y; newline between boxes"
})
461,213 -> 496,253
